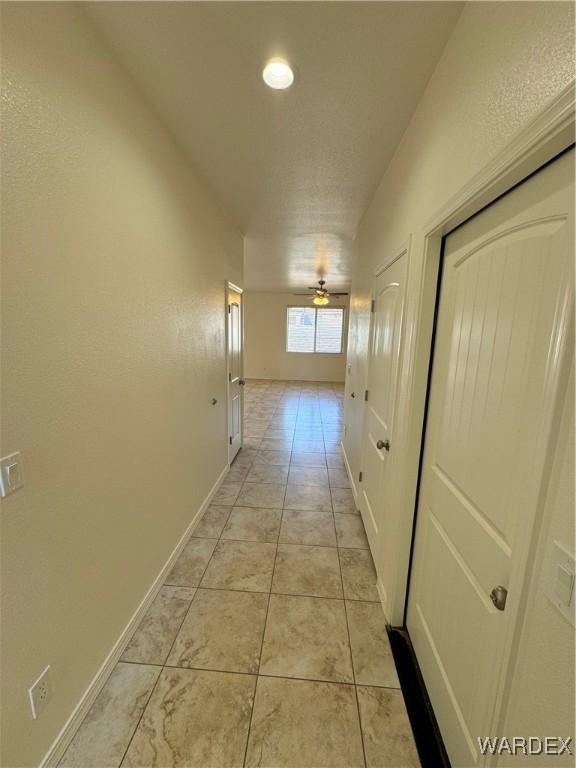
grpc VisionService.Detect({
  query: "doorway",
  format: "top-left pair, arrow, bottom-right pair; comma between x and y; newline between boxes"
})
227,282 -> 244,463
406,149 -> 574,766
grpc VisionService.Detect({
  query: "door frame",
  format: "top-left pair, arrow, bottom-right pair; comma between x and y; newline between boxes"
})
225,281 -> 244,464
390,82 -> 574,750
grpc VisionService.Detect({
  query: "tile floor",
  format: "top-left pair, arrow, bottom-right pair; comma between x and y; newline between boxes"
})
60,380 -> 420,768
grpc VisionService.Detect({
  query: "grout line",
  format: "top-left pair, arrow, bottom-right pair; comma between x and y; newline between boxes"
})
340,559 -> 368,768
117,657 -> 164,765
241,465 -> 284,767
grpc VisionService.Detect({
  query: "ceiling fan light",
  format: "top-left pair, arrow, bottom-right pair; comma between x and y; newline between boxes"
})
313,295 -> 330,306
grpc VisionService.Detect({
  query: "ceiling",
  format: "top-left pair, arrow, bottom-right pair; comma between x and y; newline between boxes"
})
85,2 -> 463,292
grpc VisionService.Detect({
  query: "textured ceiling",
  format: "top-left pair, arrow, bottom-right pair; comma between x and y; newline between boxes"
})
85,2 -> 463,292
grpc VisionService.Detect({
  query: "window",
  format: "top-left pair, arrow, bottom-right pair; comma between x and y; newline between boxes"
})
286,307 -> 345,354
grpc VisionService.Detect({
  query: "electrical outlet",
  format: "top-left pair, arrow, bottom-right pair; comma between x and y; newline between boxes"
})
28,666 -> 52,720
0,452 -> 24,498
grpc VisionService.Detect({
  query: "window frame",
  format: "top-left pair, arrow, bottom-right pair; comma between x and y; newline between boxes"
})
285,305 -> 346,354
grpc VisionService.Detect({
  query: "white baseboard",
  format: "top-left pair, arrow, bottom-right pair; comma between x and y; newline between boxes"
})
340,441 -> 358,504
40,463 -> 230,768
377,577 -> 390,624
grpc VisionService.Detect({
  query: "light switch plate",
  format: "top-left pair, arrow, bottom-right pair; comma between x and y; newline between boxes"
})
0,452 -> 24,498
545,541 -> 575,627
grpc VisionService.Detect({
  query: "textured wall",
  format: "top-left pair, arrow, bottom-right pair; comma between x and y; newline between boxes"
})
343,0 -> 575,759
0,5 -> 242,766
244,293 -> 348,382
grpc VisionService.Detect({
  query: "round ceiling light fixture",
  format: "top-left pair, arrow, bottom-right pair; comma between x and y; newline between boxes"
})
262,58 -> 294,90
313,295 -> 330,306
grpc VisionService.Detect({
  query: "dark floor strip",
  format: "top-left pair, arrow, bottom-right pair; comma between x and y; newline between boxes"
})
388,627 -> 451,768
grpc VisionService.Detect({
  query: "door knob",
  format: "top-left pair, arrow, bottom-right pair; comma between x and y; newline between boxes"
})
239,379 -> 245,386
490,585 -> 508,611
376,439 -> 390,451
351,392 -> 355,398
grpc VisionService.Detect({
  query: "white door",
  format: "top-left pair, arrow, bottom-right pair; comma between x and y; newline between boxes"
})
359,251 -> 406,559
407,151 -> 574,766
227,284 -> 244,462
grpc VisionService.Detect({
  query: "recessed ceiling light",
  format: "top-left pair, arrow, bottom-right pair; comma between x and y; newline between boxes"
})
262,58 -> 294,90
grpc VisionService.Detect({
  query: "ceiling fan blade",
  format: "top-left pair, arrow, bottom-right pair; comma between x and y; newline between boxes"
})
330,292 -> 349,296
293,293 -> 313,295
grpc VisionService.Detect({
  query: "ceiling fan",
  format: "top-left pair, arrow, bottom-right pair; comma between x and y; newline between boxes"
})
293,279 -> 349,306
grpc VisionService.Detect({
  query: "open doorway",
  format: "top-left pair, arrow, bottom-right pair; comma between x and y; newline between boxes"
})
226,282 -> 244,463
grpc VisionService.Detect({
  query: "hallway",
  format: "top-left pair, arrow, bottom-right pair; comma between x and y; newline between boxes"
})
59,380 -> 419,768
2,3 -> 574,766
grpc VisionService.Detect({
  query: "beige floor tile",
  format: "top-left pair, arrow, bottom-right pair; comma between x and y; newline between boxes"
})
284,484 -> 332,513
291,439 -> 326,453
226,463 -> 251,482
328,468 -> 351,489
245,676 -> 364,768
212,481 -> 243,506
331,488 -> 359,514
200,540 -> 276,592
260,595 -> 353,683
295,414 -> 322,424
165,538 -> 217,587
122,668 -> 256,768
279,510 -> 336,547
324,437 -> 342,452
120,586 -> 194,665
60,663 -> 160,768
194,506 -> 231,538
245,464 -> 289,484
253,449 -> 291,466
260,437 -> 293,451
242,436 -> 262,450
287,466 -> 329,486
346,601 -> 400,687
289,452 -> 327,467
231,448 -> 257,468
272,544 -> 342,598
293,428 -> 322,442
222,506 -> 282,543
266,429 -> 295,439
326,452 -> 345,468
236,482 -> 286,509
167,589 -> 268,673
334,514 -> 369,549
339,548 -> 379,601
357,686 -> 420,768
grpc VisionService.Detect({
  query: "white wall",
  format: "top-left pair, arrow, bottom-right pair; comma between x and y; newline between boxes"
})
343,0 -> 574,760
244,292 -> 348,382
0,5 -> 242,766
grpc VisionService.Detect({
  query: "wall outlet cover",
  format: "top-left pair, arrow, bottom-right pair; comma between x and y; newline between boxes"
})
544,541 -> 575,627
0,452 -> 24,498
28,666 -> 52,720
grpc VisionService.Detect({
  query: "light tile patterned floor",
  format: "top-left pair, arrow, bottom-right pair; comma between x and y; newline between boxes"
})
60,380 -> 420,768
